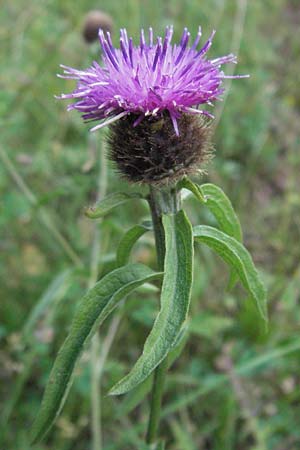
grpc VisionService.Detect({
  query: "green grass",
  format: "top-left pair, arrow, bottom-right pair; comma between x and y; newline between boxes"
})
1,0 -> 300,449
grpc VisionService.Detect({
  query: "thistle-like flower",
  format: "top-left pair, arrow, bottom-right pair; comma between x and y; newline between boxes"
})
59,26 -> 247,183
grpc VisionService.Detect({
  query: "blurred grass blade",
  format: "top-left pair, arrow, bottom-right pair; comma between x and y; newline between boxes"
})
85,192 -> 144,219
2,270 -> 74,427
31,264 -> 162,444
23,269 -> 73,340
193,225 -> 267,324
163,338 -> 300,417
177,176 -> 206,203
189,313 -> 233,339
116,221 -> 152,267
170,419 -> 197,450
117,377 -> 153,419
109,210 -> 193,395
1,351 -> 36,429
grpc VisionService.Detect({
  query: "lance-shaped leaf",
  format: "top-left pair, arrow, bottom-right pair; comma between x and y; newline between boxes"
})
200,183 -> 243,288
178,179 -> 242,242
117,326 -> 188,418
109,210 -> 193,395
177,176 -> 207,203
116,221 -> 152,267
193,225 -> 267,324
199,183 -> 242,242
31,264 -> 162,444
181,179 -> 242,287
85,192 -> 144,219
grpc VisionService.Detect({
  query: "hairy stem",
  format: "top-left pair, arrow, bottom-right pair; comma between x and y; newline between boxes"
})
146,184 -> 181,444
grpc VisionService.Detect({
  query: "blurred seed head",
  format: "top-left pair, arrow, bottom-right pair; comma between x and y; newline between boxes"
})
82,10 -> 113,44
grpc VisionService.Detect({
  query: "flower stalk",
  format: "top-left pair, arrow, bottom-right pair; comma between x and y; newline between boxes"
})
146,357 -> 169,445
146,184 -> 181,444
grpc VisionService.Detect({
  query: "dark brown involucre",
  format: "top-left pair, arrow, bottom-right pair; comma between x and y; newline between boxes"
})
108,113 -> 213,185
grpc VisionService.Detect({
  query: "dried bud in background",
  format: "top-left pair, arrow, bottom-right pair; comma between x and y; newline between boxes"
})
82,10 -> 113,44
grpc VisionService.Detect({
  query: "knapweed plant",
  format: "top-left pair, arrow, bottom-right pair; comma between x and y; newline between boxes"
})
31,26 -> 267,447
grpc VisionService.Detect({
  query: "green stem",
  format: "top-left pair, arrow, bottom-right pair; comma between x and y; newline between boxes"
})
149,185 -> 181,269
146,184 -> 180,445
146,357 -> 169,445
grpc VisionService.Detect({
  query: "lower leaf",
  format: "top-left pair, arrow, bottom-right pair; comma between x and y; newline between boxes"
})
31,264 -> 161,444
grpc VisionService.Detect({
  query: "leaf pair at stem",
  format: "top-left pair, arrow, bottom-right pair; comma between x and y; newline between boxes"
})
31,178 -> 267,443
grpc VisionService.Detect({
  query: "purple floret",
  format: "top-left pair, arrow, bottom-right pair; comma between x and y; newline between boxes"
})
58,26 -> 248,135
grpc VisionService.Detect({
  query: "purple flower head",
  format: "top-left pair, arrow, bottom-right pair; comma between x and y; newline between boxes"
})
59,26 -> 247,135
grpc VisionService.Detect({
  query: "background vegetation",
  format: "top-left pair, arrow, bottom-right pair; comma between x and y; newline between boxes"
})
1,0 -> 300,449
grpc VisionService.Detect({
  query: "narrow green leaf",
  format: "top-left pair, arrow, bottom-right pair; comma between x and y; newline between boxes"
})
116,221 -> 152,267
201,183 -> 242,289
85,192 -> 143,219
178,178 -> 242,242
117,326 -> 188,418
200,183 -> 242,242
31,264 -> 162,444
109,210 -> 193,395
177,176 -> 206,203
193,225 -> 267,324
179,180 -> 243,288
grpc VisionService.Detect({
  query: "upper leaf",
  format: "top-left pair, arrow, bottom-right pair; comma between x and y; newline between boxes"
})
193,225 -> 267,324
109,210 -> 194,395
200,183 -> 243,289
200,183 -> 242,242
31,264 -> 161,444
178,178 -> 242,242
177,176 -> 207,203
116,221 -> 152,267
85,192 -> 144,219
179,179 -> 243,288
